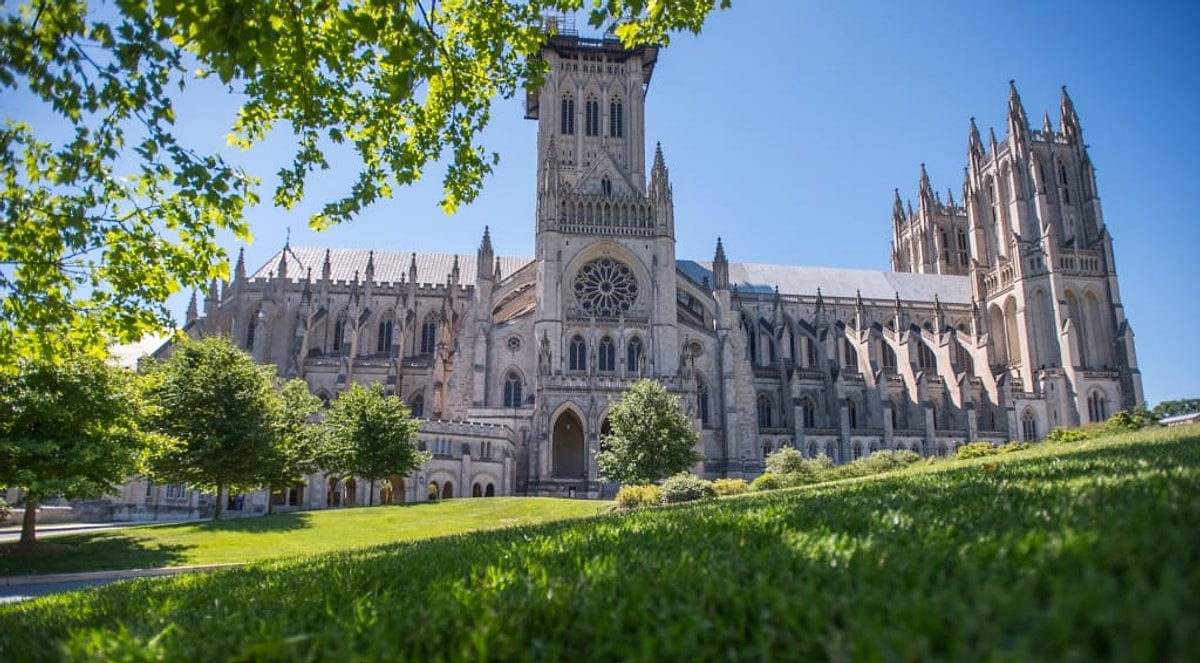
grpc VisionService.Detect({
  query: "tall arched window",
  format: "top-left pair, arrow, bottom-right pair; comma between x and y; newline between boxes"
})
842,337 -> 858,369
503,372 -> 522,408
744,319 -> 758,363
918,342 -> 937,371
1022,409 -> 1038,441
847,399 -> 859,429
609,98 -> 623,137
585,96 -> 599,136
332,318 -> 346,353
560,94 -> 574,135
696,378 -> 710,426
409,393 -> 424,418
880,341 -> 897,372
420,314 -> 438,354
598,336 -> 615,372
626,336 -> 643,373
377,319 -> 393,353
569,335 -> 587,372
245,313 -> 258,351
757,394 -> 773,429
806,336 -> 818,367
801,397 -> 816,428
956,228 -> 969,266
1088,391 -> 1108,423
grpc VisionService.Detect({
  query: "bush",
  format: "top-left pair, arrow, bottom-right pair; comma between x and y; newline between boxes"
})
659,473 -> 716,504
957,442 -> 998,459
998,441 -> 1032,454
712,478 -> 749,496
0,498 -> 9,522
1106,409 -> 1149,433
1047,427 -> 1092,444
764,446 -> 806,476
750,472 -> 782,492
614,484 -> 661,510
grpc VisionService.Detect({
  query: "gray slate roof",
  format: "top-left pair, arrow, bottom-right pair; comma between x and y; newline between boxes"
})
677,260 -> 972,304
251,246 -> 970,305
250,247 -> 534,286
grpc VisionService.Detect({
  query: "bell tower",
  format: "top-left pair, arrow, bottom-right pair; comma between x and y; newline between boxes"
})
524,29 -> 680,496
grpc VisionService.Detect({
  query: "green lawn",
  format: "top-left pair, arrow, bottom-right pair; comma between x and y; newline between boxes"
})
2,425 -> 1198,661
0,497 -> 608,577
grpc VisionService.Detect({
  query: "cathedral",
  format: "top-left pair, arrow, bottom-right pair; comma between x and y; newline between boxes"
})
174,33 -> 1142,506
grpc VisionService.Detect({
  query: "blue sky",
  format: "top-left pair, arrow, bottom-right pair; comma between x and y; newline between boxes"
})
21,2 -> 1199,405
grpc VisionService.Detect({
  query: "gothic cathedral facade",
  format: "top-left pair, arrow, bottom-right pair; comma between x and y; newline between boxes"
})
181,35 -> 1142,504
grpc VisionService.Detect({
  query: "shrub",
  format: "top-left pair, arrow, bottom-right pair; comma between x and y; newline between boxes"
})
750,472 -> 782,492
1047,427 -> 1092,444
764,446 -> 806,476
659,473 -> 716,504
712,478 -> 749,496
614,484 -> 661,510
1106,409 -> 1149,433
0,498 -> 9,522
957,442 -> 998,459
998,441 -> 1032,454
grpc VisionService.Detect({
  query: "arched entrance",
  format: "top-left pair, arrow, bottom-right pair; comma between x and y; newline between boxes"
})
380,475 -> 405,504
427,481 -> 439,500
344,478 -> 357,506
552,410 -> 585,478
441,481 -> 454,499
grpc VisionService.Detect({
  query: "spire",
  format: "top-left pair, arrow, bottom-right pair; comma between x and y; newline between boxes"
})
918,164 -> 933,213
650,141 -> 670,199
968,116 -> 984,159
408,252 -> 418,285
712,237 -> 729,290
186,291 -> 198,323
494,256 -> 502,282
476,226 -> 495,282
277,248 -> 289,282
892,188 -> 906,232
450,254 -> 461,284
234,247 -> 246,283
322,249 -> 332,281
1042,109 -> 1053,135
1006,79 -> 1030,145
365,250 -> 376,282
1060,85 -> 1082,144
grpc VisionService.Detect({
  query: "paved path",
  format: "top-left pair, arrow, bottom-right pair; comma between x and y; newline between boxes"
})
0,564 -> 244,605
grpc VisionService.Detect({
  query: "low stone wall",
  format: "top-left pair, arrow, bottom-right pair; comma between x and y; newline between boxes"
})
0,506 -> 77,527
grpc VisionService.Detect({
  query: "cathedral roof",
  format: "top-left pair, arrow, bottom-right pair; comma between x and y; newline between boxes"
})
678,260 -> 972,304
250,247 -> 533,285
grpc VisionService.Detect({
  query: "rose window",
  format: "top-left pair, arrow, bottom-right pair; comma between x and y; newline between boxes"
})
573,257 -> 638,316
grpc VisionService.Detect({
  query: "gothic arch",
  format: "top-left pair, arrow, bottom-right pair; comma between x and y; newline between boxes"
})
419,311 -> 439,355
502,367 -> 525,408
408,390 -> 425,418
551,406 -> 586,478
988,303 -> 1008,366
1021,407 -> 1039,441
1082,290 -> 1109,367
375,308 -> 398,355
1003,297 -> 1021,368
756,393 -> 774,430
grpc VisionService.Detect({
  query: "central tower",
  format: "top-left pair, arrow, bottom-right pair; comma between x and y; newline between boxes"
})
525,32 -> 679,496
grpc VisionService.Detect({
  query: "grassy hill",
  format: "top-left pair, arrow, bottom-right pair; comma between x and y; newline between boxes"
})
0,497 -> 607,577
2,425 -> 1198,661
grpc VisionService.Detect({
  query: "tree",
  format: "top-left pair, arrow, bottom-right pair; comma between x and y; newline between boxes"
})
145,337 -> 278,519
1,1 -> 730,368
596,379 -> 702,485
1151,399 -> 1200,420
262,378 -> 326,514
0,356 -> 147,547
323,383 -> 427,506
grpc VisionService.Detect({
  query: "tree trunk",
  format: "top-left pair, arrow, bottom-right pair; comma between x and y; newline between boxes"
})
214,483 -> 225,521
369,480 -> 375,506
19,499 -> 38,547
266,484 -> 275,515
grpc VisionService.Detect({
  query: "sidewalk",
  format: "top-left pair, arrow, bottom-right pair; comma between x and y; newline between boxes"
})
1,563 -> 245,588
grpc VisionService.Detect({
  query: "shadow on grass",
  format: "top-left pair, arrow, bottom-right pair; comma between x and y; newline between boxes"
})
0,536 -> 191,577
190,511 -> 316,533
